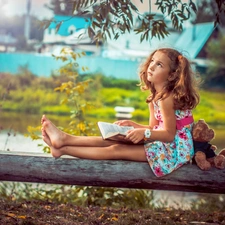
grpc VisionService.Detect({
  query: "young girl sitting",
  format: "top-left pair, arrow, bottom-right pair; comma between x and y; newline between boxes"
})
41,47 -> 200,177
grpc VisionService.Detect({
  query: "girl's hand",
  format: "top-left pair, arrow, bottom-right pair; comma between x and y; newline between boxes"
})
125,128 -> 145,144
114,120 -> 134,127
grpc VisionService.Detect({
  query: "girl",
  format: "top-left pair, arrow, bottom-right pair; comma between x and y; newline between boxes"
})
41,48 -> 200,177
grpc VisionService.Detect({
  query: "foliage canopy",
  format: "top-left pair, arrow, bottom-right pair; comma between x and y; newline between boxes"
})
43,0 -> 225,43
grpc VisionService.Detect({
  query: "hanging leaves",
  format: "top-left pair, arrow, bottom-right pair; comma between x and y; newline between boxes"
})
42,0 -> 224,43
214,0 -> 225,25
155,0 -> 197,31
44,0 -> 182,41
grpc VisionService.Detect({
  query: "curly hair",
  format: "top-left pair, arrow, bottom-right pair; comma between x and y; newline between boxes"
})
139,48 -> 200,110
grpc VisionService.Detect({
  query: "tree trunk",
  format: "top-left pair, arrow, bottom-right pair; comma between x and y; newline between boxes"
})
1,151 -> 225,194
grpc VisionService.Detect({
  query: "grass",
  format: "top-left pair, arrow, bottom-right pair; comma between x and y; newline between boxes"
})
1,71 -> 225,125
193,90 -> 225,125
2,88 -> 225,125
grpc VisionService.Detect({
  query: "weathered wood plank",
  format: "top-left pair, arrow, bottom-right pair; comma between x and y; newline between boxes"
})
0,151 -> 225,194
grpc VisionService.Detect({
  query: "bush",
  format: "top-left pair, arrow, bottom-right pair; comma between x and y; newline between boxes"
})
0,182 -> 155,209
132,109 -> 149,121
191,193 -> 225,213
1,72 -> 225,126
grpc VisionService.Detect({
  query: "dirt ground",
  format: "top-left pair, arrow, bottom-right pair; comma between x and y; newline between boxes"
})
0,199 -> 225,225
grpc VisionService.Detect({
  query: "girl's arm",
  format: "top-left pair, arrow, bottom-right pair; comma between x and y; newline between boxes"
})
148,95 -> 176,142
125,95 -> 176,143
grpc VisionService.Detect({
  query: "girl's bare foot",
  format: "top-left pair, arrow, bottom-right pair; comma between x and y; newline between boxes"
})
49,146 -> 63,159
41,128 -> 52,147
41,114 -> 47,124
42,127 -> 63,158
41,115 -> 66,149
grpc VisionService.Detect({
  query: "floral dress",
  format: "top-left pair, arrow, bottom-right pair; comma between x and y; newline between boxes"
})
144,101 -> 194,177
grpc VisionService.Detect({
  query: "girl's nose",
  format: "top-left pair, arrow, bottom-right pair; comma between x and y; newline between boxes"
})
149,63 -> 155,71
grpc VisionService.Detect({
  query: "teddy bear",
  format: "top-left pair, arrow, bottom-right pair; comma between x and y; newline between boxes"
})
192,119 -> 225,170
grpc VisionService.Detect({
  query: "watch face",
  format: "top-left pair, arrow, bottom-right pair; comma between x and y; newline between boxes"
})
145,129 -> 151,138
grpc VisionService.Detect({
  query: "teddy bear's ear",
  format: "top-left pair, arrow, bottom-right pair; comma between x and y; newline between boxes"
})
199,119 -> 210,129
219,149 -> 225,157
208,129 -> 215,140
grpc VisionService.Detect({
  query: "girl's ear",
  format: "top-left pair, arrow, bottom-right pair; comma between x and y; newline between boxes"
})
168,72 -> 176,81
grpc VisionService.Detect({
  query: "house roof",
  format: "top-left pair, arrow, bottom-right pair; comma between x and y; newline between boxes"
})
105,30 -> 180,55
103,23 -> 217,59
174,22 -> 216,58
49,15 -> 89,36
46,16 -> 216,60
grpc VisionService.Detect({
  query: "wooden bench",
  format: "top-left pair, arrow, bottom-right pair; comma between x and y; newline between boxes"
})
0,151 -> 225,194
114,106 -> 135,120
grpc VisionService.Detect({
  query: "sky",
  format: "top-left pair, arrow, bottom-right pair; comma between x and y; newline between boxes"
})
1,0 -> 53,19
0,0 -> 196,25
0,0 -> 155,19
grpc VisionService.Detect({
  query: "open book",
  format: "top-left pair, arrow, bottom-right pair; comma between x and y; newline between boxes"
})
97,121 -> 134,142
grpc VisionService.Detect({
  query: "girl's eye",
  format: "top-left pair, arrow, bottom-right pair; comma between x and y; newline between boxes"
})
150,60 -> 155,65
157,63 -> 162,67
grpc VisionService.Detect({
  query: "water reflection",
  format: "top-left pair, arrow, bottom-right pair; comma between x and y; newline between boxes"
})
1,111 -> 225,151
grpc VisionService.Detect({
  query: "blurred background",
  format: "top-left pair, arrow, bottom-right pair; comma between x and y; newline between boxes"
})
0,0 -> 225,212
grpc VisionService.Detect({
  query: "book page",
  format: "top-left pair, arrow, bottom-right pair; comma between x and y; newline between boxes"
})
98,122 -> 134,138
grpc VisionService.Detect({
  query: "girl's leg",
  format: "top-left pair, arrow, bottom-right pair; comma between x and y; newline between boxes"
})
41,115 -> 147,162
41,115 -> 118,148
43,133 -> 147,161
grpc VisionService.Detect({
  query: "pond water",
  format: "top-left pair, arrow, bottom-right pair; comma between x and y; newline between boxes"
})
0,111 -> 73,152
1,111 -> 225,152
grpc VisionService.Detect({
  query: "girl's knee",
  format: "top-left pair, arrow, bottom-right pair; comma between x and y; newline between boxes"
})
108,144 -> 124,159
108,144 -> 146,161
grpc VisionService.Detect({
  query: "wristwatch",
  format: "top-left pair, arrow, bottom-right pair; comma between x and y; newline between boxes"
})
144,129 -> 151,139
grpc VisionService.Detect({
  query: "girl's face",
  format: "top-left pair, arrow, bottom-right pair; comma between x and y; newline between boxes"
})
147,51 -> 171,91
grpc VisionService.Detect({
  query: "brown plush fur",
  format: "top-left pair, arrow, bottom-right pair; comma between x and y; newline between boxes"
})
192,119 -> 225,170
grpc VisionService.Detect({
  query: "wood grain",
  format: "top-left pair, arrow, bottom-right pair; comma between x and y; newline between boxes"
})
1,151 -> 225,194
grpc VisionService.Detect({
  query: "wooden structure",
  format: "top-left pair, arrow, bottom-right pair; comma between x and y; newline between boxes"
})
114,106 -> 135,120
0,151 -> 225,194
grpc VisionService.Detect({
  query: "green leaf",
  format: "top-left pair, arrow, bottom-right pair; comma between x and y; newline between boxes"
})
106,29 -> 111,39
189,0 -> 197,13
92,21 -> 101,28
55,21 -> 63,33
114,33 -> 119,40
88,27 -> 95,38
129,2 -> 138,12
